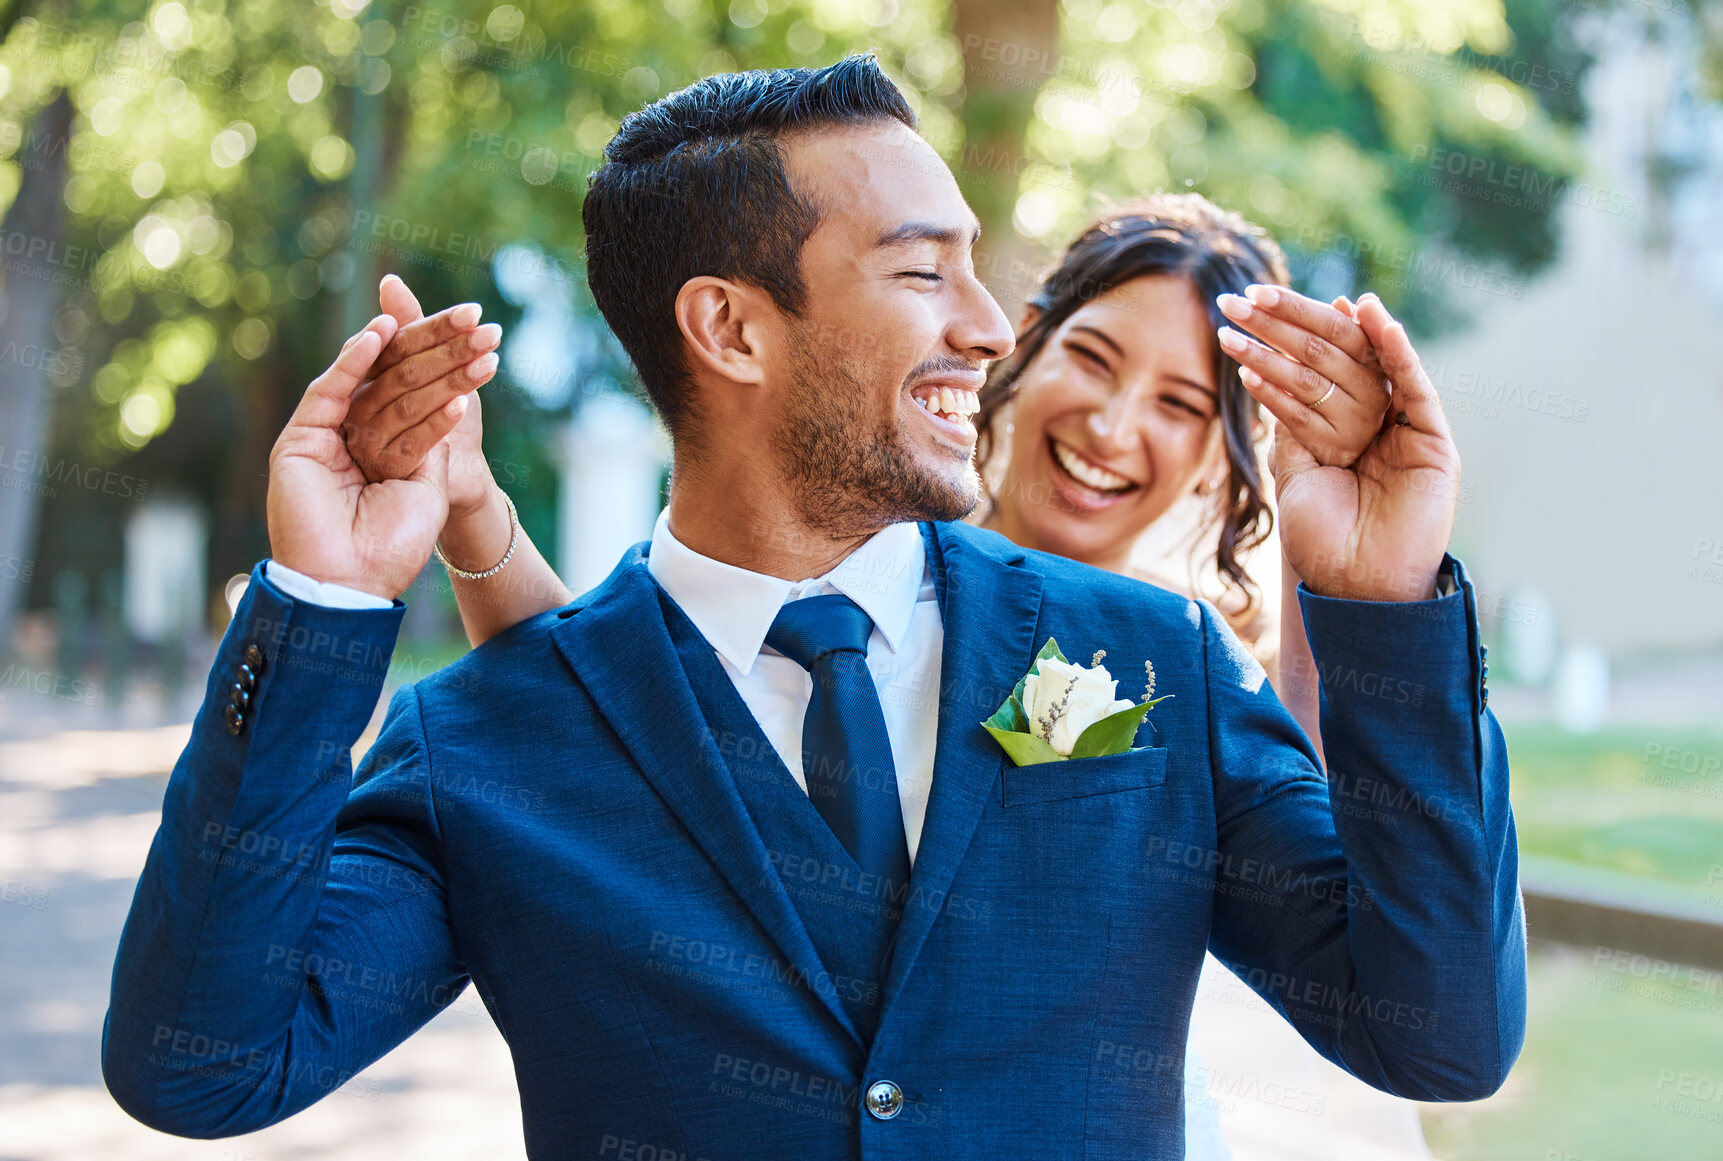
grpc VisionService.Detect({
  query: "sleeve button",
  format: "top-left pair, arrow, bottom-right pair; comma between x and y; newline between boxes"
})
223,704 -> 245,736
236,662 -> 259,693
229,685 -> 251,712
243,644 -> 266,672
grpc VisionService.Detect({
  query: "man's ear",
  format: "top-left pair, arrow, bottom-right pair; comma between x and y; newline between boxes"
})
674,276 -> 773,387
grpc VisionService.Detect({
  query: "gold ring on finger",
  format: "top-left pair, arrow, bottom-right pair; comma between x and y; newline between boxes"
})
1309,382 -> 1337,409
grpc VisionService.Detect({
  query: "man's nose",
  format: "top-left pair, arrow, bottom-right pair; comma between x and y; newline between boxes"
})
951,274 -> 1016,363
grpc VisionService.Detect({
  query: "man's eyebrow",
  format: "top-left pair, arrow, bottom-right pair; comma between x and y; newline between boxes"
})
874,220 -> 982,249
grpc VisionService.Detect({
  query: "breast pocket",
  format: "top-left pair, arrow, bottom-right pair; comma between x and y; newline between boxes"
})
1000,747 -> 1169,807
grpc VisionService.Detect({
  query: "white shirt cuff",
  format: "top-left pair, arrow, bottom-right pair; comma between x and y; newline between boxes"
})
263,560 -> 395,611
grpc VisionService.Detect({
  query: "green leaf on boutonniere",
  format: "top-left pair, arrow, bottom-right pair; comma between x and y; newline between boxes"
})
982,724 -> 1065,766
983,692 -> 1031,735
1068,695 -> 1174,760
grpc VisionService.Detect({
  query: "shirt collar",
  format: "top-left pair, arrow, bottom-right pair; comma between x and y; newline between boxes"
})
646,509 -> 927,677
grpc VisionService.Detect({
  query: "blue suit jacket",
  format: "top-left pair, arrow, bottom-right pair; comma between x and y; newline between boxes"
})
103,520 -> 1525,1159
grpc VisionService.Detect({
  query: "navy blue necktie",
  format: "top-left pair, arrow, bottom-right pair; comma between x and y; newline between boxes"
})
765,594 -> 912,902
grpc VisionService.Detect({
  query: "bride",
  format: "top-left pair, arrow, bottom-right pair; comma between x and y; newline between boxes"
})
343,192 -> 1435,1159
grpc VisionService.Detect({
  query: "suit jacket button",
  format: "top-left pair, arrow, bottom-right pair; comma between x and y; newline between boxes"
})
864,1080 -> 903,1120
243,644 -> 266,673
230,684 -> 252,712
237,662 -> 259,693
224,704 -> 245,736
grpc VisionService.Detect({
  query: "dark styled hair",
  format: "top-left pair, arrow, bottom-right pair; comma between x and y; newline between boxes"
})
583,54 -> 917,441
974,193 -> 1292,619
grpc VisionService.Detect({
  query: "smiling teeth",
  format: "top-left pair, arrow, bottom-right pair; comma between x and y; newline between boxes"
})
915,387 -> 980,421
1051,439 -> 1133,492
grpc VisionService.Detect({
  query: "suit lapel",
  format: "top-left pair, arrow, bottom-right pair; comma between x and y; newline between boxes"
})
549,553 -> 858,1041
877,522 -> 1044,1012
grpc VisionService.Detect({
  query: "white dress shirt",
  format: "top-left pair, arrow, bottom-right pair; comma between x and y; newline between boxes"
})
645,511 -> 942,866
263,513 -> 944,865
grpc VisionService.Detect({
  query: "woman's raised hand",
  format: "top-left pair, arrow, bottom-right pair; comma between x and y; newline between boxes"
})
1260,294 -> 1462,603
342,274 -> 501,522
1215,286 -> 1390,468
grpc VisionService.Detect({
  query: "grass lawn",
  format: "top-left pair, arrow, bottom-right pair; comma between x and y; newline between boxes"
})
1499,721 -> 1723,892
1421,718 -> 1723,1159
1422,941 -> 1723,1160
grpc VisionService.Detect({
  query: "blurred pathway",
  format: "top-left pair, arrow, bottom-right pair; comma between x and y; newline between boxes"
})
0,687 -> 526,1161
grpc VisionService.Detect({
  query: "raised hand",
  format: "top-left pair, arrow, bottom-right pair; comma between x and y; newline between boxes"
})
1263,294 -> 1461,602
346,274 -> 500,523
265,314 -> 458,600
1215,286 -> 1390,468
347,275 -> 572,639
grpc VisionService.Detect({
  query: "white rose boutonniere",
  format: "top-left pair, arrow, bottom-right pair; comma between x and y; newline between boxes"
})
982,637 -> 1171,766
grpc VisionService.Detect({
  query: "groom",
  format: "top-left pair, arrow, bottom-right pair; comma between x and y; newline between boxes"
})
104,56 -> 1524,1159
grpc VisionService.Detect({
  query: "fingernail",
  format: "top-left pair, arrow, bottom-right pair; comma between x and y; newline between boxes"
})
470,352 -> 498,378
1238,365 -> 1262,387
474,322 -> 503,347
1216,293 -> 1251,319
1245,284 -> 1280,307
1216,326 -> 1246,353
452,302 -> 482,327
447,395 -> 469,417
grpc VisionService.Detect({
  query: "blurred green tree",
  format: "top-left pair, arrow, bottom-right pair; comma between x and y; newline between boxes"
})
945,0 -> 1592,322
0,0 -> 1591,645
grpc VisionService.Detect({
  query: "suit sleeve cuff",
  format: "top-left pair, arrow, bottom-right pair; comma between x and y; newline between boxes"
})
1296,553 -> 1484,713
263,560 -> 396,611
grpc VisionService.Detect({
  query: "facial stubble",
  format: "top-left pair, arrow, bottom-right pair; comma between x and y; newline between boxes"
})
773,331 -> 980,537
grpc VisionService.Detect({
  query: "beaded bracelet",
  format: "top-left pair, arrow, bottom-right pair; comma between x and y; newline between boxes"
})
433,491 -> 519,580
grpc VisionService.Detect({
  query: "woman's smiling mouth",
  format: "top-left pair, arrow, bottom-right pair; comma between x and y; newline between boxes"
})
1049,436 -> 1139,495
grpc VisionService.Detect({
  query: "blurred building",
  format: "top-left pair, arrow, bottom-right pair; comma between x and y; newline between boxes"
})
1420,9 -> 1723,661
559,392 -> 669,594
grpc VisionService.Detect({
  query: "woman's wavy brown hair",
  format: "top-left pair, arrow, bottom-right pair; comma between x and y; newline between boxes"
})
974,193 -> 1292,618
